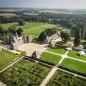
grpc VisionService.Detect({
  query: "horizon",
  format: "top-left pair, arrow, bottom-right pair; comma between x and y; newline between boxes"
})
0,0 -> 86,9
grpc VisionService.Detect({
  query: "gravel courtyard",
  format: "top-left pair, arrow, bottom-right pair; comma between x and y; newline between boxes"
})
18,43 -> 48,57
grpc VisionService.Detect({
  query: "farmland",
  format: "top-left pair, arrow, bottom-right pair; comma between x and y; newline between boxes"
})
0,13 -> 16,16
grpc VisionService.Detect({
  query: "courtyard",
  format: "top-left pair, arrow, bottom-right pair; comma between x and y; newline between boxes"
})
18,43 -> 48,57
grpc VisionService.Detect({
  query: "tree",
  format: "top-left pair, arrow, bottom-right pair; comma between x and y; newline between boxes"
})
61,31 -> 70,43
18,19 -> 25,26
39,31 -> 47,43
8,26 -> 17,34
16,28 -> 23,36
74,28 -> 81,47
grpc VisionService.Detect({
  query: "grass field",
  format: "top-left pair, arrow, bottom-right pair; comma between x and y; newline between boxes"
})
0,59 -> 51,86
61,58 -> 86,74
0,50 -> 18,69
47,70 -> 86,86
68,50 -> 86,61
2,22 -> 58,37
48,46 -> 67,54
41,52 -> 61,64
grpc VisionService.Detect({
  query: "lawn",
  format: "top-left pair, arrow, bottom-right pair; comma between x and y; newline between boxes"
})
61,58 -> 86,74
47,70 -> 86,86
2,22 -> 18,29
0,50 -> 18,69
48,46 -> 67,54
41,52 -> 61,64
2,22 -> 57,37
0,59 -> 51,86
68,50 -> 86,61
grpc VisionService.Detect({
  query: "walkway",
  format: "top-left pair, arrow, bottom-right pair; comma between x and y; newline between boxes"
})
0,56 -> 24,73
40,42 -> 86,86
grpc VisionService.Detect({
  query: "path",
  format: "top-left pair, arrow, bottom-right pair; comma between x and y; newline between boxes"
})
0,56 -> 24,73
40,52 -> 65,86
40,42 -> 86,86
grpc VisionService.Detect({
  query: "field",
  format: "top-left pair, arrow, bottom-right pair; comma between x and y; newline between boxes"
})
23,13 -> 38,16
0,59 -> 51,86
60,58 -> 86,74
0,50 -> 18,69
47,70 -> 86,86
68,50 -> 86,61
41,52 -> 61,64
48,46 -> 67,54
2,22 -> 58,37
0,13 -> 16,16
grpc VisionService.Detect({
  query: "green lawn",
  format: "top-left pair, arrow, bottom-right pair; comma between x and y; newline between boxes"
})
2,22 -> 18,29
61,58 -> 86,74
0,59 -> 51,86
0,50 -> 18,69
2,22 -> 57,37
41,52 -> 61,64
48,46 -> 67,54
47,70 -> 86,86
68,50 -> 86,61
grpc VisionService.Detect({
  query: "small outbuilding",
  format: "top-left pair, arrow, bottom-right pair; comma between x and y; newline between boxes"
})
77,51 -> 85,56
66,47 -> 72,51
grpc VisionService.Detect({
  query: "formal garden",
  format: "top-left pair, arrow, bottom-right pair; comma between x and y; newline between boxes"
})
60,58 -> 86,74
48,46 -> 67,54
68,50 -> 86,61
47,70 -> 86,86
0,50 -> 23,70
41,52 -> 62,64
0,59 -> 51,86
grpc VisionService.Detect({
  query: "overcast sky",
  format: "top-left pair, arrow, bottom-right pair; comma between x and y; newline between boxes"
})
0,0 -> 86,9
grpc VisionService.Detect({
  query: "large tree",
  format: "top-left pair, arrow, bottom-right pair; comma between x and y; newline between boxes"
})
74,28 -> 81,47
61,31 -> 70,43
8,26 -> 17,34
18,19 -> 25,26
16,28 -> 23,36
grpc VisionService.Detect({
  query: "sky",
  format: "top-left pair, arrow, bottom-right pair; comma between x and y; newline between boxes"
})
0,0 -> 86,9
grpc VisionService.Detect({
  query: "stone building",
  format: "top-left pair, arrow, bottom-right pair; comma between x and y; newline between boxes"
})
5,33 -> 33,50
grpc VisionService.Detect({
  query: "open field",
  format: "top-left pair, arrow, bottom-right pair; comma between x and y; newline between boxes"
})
68,50 -> 86,61
48,46 -> 67,54
0,50 -> 18,69
41,52 -> 61,64
0,59 -> 51,86
47,70 -> 86,86
0,13 -> 16,16
23,13 -> 38,16
61,58 -> 86,74
2,22 -> 58,37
